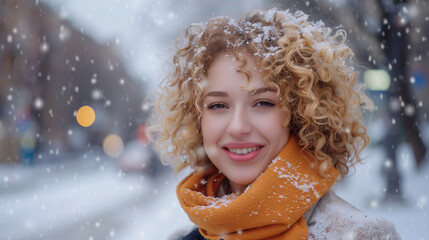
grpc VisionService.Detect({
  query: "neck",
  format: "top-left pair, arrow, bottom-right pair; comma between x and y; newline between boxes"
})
229,181 -> 248,194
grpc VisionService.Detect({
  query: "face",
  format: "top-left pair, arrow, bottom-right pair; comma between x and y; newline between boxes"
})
201,52 -> 290,193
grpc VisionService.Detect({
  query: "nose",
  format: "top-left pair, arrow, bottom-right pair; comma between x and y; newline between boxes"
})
227,107 -> 251,138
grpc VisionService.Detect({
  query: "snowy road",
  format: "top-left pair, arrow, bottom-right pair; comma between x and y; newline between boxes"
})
0,154 -> 160,240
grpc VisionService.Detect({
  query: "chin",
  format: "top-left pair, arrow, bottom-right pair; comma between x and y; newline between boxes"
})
229,175 -> 258,186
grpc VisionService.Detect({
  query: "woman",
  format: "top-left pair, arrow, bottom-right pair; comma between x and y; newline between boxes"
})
150,8 -> 400,240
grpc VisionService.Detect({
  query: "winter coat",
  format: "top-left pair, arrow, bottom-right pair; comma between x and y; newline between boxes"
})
176,191 -> 400,240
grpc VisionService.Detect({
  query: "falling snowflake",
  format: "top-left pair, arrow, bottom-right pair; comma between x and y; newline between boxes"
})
33,98 -> 44,110
40,42 -> 49,53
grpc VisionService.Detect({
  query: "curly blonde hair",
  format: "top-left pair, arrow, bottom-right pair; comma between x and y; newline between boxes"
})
149,8 -> 372,177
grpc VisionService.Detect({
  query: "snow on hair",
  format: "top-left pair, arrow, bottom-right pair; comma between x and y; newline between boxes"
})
149,8 -> 373,177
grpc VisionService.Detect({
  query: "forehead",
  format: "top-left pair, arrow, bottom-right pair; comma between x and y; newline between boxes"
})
205,52 -> 264,88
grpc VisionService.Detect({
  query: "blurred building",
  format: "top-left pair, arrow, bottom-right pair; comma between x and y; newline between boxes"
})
0,0 -> 148,164
272,0 -> 428,201
272,0 -> 429,115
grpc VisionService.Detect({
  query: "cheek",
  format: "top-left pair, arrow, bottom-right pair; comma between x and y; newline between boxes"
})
201,115 -> 220,153
258,112 -> 289,143
262,124 -> 284,141
201,111 -> 226,136
201,115 -> 212,140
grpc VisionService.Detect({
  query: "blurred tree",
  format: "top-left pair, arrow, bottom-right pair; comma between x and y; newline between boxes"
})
378,0 -> 427,201
273,0 -> 428,201
0,0 -> 148,163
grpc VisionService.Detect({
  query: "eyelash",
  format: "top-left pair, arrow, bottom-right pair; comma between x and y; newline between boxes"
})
207,103 -> 228,110
206,101 -> 275,110
255,101 -> 275,108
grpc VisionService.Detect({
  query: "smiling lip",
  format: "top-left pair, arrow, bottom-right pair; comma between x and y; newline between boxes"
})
222,143 -> 264,162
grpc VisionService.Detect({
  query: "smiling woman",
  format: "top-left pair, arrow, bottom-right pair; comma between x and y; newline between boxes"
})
201,52 -> 289,194
149,7 -> 400,240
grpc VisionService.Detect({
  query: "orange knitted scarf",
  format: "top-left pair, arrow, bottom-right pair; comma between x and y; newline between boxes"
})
177,135 -> 339,240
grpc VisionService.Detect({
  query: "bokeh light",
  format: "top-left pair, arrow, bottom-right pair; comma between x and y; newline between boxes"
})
76,105 -> 95,127
102,134 -> 124,158
364,69 -> 391,91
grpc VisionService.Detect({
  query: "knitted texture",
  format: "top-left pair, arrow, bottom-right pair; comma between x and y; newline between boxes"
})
177,135 -> 339,240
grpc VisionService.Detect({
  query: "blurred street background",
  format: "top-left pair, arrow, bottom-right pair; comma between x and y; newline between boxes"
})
1,0 -> 428,239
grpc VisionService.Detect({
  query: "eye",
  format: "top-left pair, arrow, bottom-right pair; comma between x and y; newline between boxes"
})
207,103 -> 228,110
254,100 -> 275,108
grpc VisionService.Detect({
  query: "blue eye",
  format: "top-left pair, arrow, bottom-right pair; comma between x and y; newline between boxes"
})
208,103 -> 228,110
255,101 -> 275,108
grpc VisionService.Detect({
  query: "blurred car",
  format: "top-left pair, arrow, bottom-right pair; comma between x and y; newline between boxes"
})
117,140 -> 161,175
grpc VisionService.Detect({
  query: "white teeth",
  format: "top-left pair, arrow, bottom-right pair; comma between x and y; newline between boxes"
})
228,146 -> 260,155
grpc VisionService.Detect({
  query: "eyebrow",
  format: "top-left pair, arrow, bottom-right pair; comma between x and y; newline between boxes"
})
203,87 -> 277,100
204,91 -> 228,98
248,87 -> 277,96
